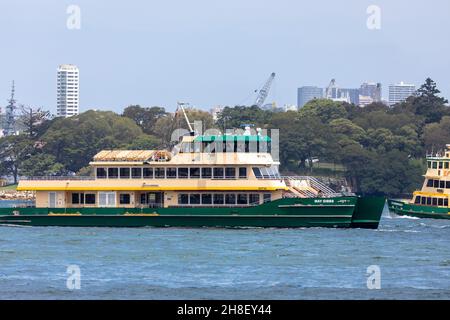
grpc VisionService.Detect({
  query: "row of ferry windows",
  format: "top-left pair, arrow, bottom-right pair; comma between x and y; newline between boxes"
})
426,179 -> 450,189
427,161 -> 450,169
177,193 -> 271,205
96,167 -> 248,179
414,196 -> 448,207
71,192 -> 131,205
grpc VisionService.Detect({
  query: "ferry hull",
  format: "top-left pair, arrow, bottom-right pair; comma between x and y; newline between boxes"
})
0,197 -> 385,229
388,199 -> 450,220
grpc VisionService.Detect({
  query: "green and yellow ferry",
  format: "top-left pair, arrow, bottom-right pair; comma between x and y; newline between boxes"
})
0,131 -> 384,228
388,145 -> 450,219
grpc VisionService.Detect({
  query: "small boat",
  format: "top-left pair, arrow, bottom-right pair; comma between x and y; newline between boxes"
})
388,145 -> 450,219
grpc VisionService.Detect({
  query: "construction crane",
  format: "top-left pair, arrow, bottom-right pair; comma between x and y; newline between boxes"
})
3,81 -> 17,136
325,78 -> 337,99
254,72 -> 275,108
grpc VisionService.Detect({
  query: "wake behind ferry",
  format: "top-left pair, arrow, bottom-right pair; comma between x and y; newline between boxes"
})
0,107 -> 384,228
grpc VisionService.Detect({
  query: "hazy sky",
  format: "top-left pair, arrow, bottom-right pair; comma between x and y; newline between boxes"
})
1,0 -> 449,114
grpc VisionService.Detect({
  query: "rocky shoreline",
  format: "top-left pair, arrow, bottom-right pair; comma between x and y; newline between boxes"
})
0,190 -> 35,201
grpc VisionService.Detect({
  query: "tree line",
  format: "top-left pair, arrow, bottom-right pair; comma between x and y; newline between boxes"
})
1,78 -> 449,196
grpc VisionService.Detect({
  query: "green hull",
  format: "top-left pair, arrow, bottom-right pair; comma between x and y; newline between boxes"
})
387,199 -> 450,220
0,196 -> 385,229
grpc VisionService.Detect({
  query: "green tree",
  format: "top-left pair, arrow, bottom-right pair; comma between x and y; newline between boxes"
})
299,99 -> 347,123
0,135 -> 34,183
122,105 -> 168,135
41,111 -> 144,172
21,153 -> 64,177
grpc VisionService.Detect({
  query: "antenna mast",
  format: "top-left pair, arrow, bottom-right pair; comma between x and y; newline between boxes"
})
177,101 -> 194,134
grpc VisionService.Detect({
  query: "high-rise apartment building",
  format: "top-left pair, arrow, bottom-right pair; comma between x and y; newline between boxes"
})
388,81 -> 416,106
57,64 -> 79,117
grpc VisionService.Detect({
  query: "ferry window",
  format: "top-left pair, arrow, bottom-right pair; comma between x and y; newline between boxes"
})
72,193 -> 80,204
439,162 -> 443,169
181,142 -> 193,153
426,197 -> 432,205
193,142 -> 201,153
178,168 -> 189,178
440,181 -> 445,189
143,167 -> 153,178
263,193 -> 271,203
249,140 -> 257,153
252,167 -> 262,179
446,162 -> 449,169
201,168 -> 212,179
249,194 -> 260,205
166,168 -> 177,179
445,199 -> 449,206
203,142 -> 215,154
414,196 -> 421,204
421,197 -> 426,205
99,192 -> 115,207
225,194 -> 236,205
178,194 -> 189,205
85,194 -> 96,204
155,168 -> 165,178
201,194 -> 212,205
190,168 -> 200,179
438,198 -> 444,206
432,198 -> 438,206
260,168 -> 271,179
213,168 -> 224,179
434,180 -> 439,188
239,167 -> 247,179
97,168 -> 107,179
120,168 -> 130,179
190,194 -> 201,205
432,162 -> 437,169
426,179 -> 433,187
225,167 -> 236,179
213,194 -> 224,205
237,194 -> 248,205
236,141 -> 245,153
108,168 -> 118,179
120,194 -> 131,204
225,141 -> 234,153
215,141 -> 223,153
132,167 -> 142,179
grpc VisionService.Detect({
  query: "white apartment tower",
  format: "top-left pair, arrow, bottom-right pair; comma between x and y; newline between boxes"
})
57,64 -> 79,117
388,81 -> 416,106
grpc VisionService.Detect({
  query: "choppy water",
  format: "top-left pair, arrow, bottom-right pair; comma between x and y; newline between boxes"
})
0,202 -> 449,300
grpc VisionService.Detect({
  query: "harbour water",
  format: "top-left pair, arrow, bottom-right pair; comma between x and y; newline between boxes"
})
1,201 -> 449,299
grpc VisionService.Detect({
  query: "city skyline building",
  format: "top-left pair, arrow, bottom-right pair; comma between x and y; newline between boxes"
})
388,81 -> 416,106
360,82 -> 382,102
57,64 -> 79,117
297,86 -> 324,108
